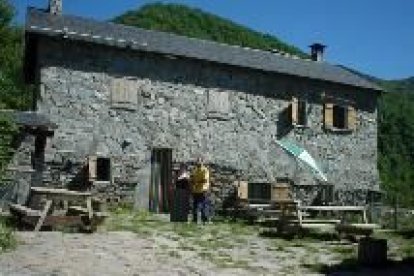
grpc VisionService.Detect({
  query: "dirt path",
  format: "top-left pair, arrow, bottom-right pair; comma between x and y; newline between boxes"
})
0,230 -> 330,276
1,214 -> 413,276
0,231 -> 218,276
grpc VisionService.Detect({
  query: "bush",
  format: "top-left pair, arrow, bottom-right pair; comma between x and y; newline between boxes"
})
0,217 -> 16,252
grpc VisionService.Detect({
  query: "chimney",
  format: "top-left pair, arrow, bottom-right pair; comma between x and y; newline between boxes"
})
309,43 -> 326,62
49,0 -> 62,15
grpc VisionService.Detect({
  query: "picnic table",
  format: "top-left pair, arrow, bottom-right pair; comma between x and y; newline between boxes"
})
298,205 -> 368,224
9,187 -> 107,232
297,205 -> 380,237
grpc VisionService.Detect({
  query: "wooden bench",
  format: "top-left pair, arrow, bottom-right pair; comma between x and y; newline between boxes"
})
335,223 -> 380,237
9,203 -> 41,217
298,205 -> 369,224
9,200 -> 52,231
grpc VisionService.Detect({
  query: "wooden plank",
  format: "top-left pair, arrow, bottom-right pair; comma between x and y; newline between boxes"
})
86,197 -> 93,220
9,203 -> 41,217
235,181 -> 248,200
335,224 -> 375,236
68,206 -> 88,214
301,219 -> 341,224
300,223 -> 336,230
324,103 -> 334,129
362,209 -> 368,224
299,205 -> 366,211
31,187 -> 91,197
34,200 -> 52,232
341,223 -> 380,229
94,211 -> 109,218
347,105 -> 357,130
291,97 -> 298,125
247,204 -> 271,208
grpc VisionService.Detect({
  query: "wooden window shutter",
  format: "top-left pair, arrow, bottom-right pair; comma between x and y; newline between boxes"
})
111,78 -> 123,105
127,79 -> 138,107
88,155 -> 97,181
235,181 -> 248,200
324,103 -> 334,129
291,97 -> 298,125
347,105 -> 357,130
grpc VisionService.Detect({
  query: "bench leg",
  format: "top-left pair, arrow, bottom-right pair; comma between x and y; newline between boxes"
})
86,197 -> 93,220
34,200 -> 52,232
363,209 -> 368,224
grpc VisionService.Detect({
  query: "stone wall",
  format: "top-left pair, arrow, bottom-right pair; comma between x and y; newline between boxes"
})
1,133 -> 35,208
28,37 -> 379,207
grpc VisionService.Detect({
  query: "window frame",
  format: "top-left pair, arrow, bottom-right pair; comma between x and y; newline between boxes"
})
324,100 -> 357,133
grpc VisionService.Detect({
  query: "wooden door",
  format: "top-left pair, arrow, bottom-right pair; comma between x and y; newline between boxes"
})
150,148 -> 172,213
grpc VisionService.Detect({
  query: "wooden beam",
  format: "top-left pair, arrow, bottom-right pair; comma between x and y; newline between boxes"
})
299,205 -> 366,211
34,200 -> 52,232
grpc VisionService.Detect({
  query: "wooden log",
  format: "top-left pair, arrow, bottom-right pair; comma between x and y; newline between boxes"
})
358,237 -> 387,265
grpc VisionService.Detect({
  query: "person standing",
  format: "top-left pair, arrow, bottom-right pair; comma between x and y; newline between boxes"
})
171,164 -> 190,222
190,157 -> 210,224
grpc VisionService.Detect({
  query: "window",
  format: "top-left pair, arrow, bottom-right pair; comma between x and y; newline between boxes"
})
110,77 -> 138,110
291,97 -> 307,126
96,157 -> 111,181
248,182 -> 271,201
88,156 -> 111,182
333,105 -> 347,129
324,103 -> 356,131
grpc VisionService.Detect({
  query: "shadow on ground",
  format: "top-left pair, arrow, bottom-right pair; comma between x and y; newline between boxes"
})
309,257 -> 414,276
396,229 -> 414,239
259,227 -> 339,241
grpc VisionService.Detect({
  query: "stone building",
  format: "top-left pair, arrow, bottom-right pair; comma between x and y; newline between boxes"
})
5,2 -> 383,210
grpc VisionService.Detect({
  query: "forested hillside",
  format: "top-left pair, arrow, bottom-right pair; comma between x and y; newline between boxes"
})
0,1 -> 413,206
113,3 -> 308,58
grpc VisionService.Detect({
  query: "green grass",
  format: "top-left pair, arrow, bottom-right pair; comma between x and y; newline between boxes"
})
0,217 -> 16,252
103,208 -> 167,236
330,245 -> 355,257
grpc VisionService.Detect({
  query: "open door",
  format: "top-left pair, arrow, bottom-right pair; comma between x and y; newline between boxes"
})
150,148 -> 172,213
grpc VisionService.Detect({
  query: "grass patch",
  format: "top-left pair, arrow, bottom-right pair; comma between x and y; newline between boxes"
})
0,217 -> 16,252
103,208 -> 167,235
330,245 -> 355,256
171,223 -> 199,237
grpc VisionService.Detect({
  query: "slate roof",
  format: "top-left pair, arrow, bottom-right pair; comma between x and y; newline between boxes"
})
25,8 -> 382,91
0,111 -> 57,130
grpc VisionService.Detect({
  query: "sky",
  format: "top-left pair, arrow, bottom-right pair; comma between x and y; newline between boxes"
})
12,0 -> 414,80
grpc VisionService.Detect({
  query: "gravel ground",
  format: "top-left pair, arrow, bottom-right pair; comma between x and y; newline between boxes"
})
0,214 -> 413,276
0,230 -> 336,275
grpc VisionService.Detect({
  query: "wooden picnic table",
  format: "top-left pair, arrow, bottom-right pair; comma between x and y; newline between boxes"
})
9,187 -> 106,232
30,186 -> 94,220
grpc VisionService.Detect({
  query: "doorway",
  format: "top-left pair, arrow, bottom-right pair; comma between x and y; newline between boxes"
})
150,148 -> 172,213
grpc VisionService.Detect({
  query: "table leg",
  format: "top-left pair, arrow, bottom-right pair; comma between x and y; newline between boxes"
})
86,197 -> 93,220
363,208 -> 368,224
34,200 -> 52,232
63,200 -> 69,214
